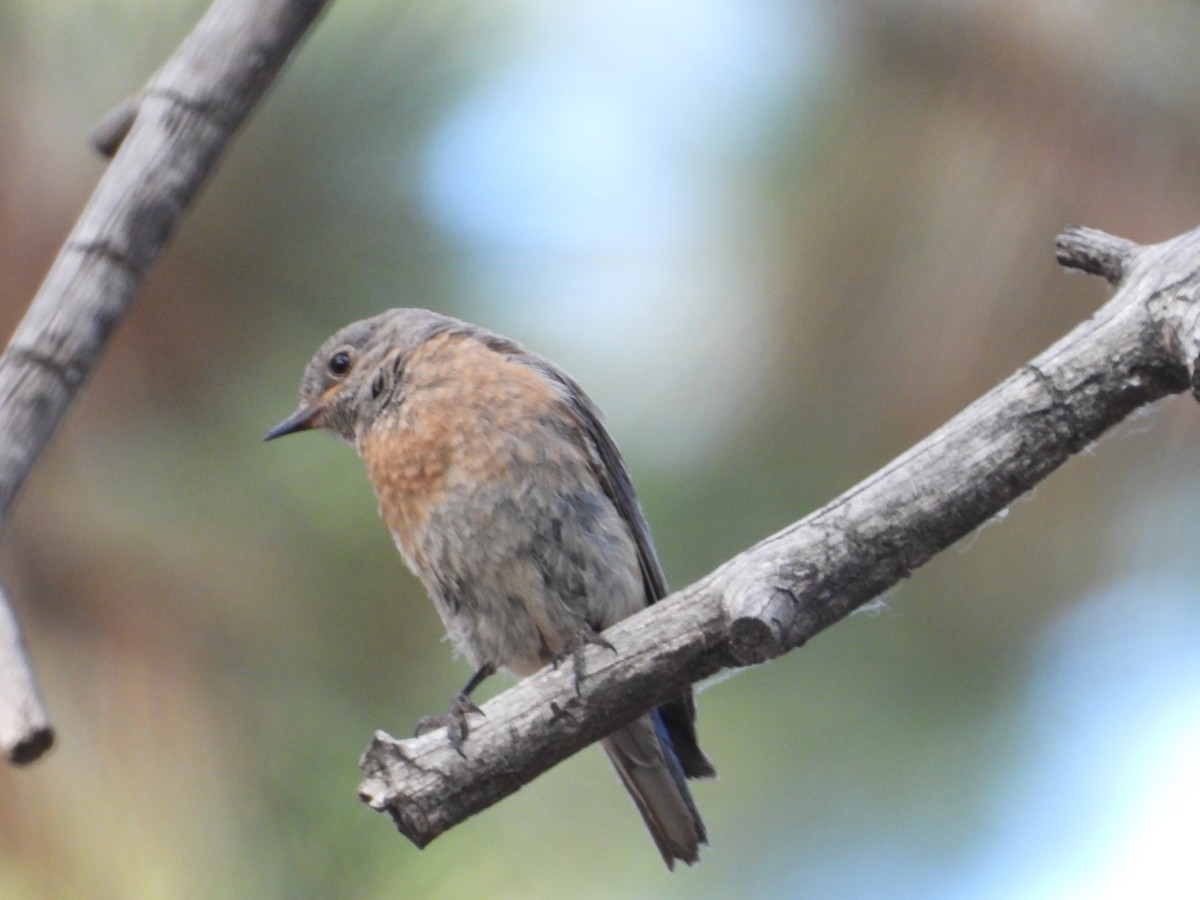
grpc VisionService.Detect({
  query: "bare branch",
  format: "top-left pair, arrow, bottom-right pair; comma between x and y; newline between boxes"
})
1055,226 -> 1137,284
0,0 -> 329,519
0,0 -> 330,764
360,224 -> 1200,847
0,583 -> 53,764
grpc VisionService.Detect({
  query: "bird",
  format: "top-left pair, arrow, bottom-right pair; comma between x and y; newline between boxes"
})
265,308 -> 715,868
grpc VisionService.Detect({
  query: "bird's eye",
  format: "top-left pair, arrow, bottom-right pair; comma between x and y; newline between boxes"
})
328,351 -> 351,375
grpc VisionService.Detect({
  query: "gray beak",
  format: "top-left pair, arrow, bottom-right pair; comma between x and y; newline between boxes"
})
264,405 -> 322,441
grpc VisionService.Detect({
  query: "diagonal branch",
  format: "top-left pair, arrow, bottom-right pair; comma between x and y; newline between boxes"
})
0,0 -> 330,764
358,224 -> 1200,847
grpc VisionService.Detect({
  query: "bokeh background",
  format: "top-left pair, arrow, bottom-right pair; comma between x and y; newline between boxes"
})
3,1 -> 1200,897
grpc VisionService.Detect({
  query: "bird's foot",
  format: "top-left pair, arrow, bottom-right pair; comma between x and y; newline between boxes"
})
414,693 -> 484,756
552,625 -> 617,695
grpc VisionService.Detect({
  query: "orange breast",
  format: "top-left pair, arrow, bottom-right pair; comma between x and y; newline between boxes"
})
359,332 -> 564,574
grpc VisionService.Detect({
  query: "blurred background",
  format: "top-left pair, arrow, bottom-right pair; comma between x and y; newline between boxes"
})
2,0 -> 1200,896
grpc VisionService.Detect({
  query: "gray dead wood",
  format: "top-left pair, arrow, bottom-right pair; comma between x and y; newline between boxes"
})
0,584 -> 52,764
359,224 -> 1200,848
0,0 -> 329,764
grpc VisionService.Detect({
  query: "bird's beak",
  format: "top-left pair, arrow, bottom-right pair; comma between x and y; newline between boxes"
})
264,404 -> 323,441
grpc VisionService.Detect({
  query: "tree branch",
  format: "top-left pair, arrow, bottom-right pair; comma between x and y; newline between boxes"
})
359,223 -> 1200,847
0,0 -> 330,765
1055,226 -> 1137,285
0,585 -> 52,764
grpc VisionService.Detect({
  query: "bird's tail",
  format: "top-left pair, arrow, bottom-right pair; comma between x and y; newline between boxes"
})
601,711 -> 708,869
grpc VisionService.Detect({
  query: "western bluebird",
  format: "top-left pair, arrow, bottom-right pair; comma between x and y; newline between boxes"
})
265,308 -> 714,868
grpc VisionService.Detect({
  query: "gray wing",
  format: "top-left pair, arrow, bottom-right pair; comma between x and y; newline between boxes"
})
513,351 -> 715,779
520,355 -> 669,606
